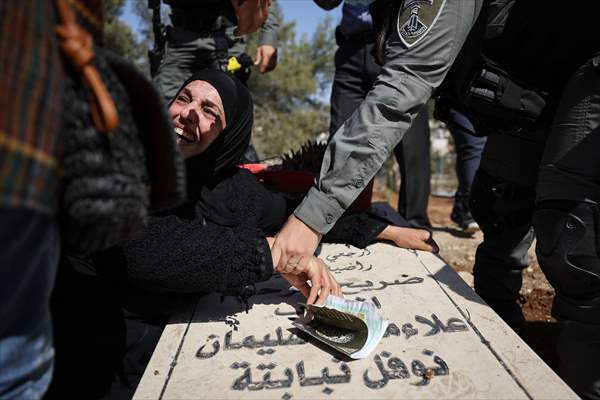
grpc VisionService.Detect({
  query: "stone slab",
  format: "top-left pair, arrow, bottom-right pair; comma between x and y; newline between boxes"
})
134,243 -> 577,400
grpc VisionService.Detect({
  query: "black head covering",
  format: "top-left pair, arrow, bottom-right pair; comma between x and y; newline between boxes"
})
170,70 -> 254,226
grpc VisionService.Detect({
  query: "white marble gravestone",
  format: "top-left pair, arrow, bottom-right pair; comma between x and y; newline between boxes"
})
134,243 -> 577,399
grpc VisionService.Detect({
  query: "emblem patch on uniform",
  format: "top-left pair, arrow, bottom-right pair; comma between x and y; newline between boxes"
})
397,0 -> 446,48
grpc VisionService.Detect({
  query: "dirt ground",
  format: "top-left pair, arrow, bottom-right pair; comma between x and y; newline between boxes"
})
372,188 -> 560,372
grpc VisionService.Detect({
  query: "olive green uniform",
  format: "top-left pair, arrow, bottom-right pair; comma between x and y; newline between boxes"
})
294,0 -> 484,233
154,0 -> 279,102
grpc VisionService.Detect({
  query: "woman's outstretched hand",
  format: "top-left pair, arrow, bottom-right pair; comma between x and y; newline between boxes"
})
377,225 -> 439,253
279,256 -> 343,305
268,235 -> 341,305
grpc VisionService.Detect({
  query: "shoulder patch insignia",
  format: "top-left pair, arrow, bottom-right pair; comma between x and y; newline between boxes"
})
397,0 -> 446,48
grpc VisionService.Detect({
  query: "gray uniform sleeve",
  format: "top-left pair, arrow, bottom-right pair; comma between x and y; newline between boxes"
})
258,1 -> 279,47
295,0 -> 482,234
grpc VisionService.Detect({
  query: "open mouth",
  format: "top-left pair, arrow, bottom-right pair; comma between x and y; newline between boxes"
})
174,126 -> 198,144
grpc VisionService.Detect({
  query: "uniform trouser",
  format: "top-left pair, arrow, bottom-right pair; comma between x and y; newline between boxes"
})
329,36 -> 431,227
471,54 -> 600,399
470,129 -> 542,326
0,208 -> 59,399
154,27 -> 248,102
154,27 -> 258,162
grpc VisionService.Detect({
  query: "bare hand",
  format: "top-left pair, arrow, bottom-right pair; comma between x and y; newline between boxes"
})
271,215 -> 323,275
254,45 -> 278,73
377,225 -> 439,253
232,0 -> 272,36
280,257 -> 342,305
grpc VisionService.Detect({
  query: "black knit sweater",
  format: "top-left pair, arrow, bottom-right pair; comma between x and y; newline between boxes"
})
115,169 -> 273,296
96,168 -> 392,297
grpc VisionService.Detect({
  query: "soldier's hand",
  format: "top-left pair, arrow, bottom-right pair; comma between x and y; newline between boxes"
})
255,45 -> 278,73
232,0 -> 272,36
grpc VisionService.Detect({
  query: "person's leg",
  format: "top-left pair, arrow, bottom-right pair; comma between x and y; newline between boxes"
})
228,39 -> 259,162
0,207 -> 59,399
154,49 -> 195,104
448,109 -> 487,231
394,107 -> 432,227
470,168 -> 535,327
450,110 -> 487,195
154,28 -> 214,103
46,254 -> 126,399
108,316 -> 163,399
470,127 -> 547,328
533,54 -> 600,399
329,38 -> 373,137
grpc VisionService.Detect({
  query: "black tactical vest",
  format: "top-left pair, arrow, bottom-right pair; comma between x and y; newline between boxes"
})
435,0 -> 600,135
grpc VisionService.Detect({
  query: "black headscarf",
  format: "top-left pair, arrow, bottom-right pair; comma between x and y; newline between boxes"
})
170,70 -> 254,226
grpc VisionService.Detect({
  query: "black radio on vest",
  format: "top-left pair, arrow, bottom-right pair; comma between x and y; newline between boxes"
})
434,0 -> 600,136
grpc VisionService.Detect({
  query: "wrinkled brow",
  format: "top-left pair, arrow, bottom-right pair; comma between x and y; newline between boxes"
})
184,87 -> 222,109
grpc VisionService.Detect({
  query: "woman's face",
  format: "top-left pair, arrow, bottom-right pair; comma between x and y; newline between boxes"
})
169,80 -> 226,159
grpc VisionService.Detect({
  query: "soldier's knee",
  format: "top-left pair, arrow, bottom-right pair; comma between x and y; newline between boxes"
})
533,200 -> 600,323
470,169 -> 535,236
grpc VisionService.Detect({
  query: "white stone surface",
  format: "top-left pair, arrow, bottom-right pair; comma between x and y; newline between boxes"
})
134,243 -> 577,400
457,270 -> 474,288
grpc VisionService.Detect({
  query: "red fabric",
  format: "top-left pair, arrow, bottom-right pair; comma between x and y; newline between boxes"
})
239,163 -> 373,212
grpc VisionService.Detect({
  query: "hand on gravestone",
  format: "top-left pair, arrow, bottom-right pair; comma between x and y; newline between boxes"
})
280,256 -> 343,305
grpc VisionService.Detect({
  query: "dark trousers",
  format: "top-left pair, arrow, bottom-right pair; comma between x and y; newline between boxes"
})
329,35 -> 431,227
47,255 -> 165,400
446,109 -> 486,197
0,207 -> 59,399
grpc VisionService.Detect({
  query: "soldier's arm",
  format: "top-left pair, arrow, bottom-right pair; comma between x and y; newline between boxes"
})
257,0 -> 279,47
295,0 -> 483,233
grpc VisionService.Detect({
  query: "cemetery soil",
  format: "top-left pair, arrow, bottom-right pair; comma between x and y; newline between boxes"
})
372,190 -> 559,372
